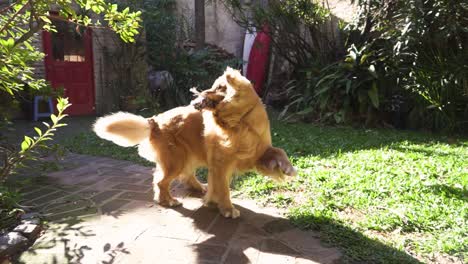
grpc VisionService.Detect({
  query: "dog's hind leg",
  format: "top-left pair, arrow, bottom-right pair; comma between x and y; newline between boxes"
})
153,152 -> 186,207
153,166 -> 182,207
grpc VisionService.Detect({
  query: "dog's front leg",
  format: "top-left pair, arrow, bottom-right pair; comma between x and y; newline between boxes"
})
204,162 -> 240,218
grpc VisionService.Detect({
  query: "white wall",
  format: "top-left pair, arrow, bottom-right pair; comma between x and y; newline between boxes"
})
176,0 -> 244,57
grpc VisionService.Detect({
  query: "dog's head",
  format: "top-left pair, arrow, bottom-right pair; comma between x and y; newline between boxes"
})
256,147 -> 297,181
190,67 -> 260,128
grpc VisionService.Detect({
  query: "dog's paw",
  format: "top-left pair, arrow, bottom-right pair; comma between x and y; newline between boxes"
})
219,207 -> 240,219
202,196 -> 217,208
158,198 -> 182,207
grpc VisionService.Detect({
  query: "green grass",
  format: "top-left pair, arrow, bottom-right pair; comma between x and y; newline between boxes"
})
62,120 -> 468,263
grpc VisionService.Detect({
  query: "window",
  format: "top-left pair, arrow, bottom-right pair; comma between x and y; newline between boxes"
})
51,20 -> 86,62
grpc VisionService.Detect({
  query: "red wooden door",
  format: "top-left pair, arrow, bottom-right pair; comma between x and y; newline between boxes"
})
43,19 -> 95,115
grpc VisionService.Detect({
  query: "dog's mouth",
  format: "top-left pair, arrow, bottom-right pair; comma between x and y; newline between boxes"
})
190,87 -> 224,111
191,96 -> 218,110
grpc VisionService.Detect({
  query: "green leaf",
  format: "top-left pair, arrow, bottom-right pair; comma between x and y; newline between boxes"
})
21,140 -> 30,151
40,16 -> 52,24
24,136 -> 33,144
50,114 -> 58,124
368,82 -> 379,108
34,127 -> 42,136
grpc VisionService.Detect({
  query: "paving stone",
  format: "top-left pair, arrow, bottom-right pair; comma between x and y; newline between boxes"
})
105,176 -> 141,183
21,187 -> 57,201
224,246 -> 261,264
262,218 -> 295,234
224,223 -> 268,264
192,244 -> 227,263
115,237 -> 197,263
261,238 -> 300,256
257,238 -> 300,264
43,198 -> 94,214
275,228 -> 337,257
141,178 -> 153,185
112,183 -> 149,192
77,190 -> 100,198
122,164 -> 153,174
101,199 -> 131,214
294,257 -> 323,264
119,200 -> 155,212
27,191 -> 69,206
99,169 -> 134,178
0,232 -> 28,258
13,221 -> 42,239
198,216 -> 240,246
257,252 -> 296,264
189,205 -> 219,230
47,166 -> 96,178
46,206 -> 98,222
81,178 -> 118,191
71,175 -> 110,186
118,191 -> 154,202
98,160 -> 134,169
90,190 -> 121,204
142,221 -> 201,242
20,212 -> 41,221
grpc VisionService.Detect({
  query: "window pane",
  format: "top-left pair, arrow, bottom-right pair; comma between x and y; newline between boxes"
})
51,20 -> 86,62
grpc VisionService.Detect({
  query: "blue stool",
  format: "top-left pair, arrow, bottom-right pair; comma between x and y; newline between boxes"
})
33,96 -> 54,121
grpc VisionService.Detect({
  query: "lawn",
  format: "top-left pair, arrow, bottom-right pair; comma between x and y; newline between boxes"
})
62,118 -> 467,263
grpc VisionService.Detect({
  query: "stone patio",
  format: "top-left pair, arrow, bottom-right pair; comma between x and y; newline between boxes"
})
11,153 -> 341,264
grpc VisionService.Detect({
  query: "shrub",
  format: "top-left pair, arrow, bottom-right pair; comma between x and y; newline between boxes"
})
143,0 -> 241,108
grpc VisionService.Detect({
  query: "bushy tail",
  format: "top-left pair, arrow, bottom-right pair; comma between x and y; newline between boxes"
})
93,112 -> 150,147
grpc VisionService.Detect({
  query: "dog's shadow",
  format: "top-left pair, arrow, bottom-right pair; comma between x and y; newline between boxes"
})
172,203 -> 302,263
171,201 -> 421,264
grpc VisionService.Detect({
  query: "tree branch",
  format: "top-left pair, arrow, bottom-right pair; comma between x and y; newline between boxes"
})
0,0 -> 31,34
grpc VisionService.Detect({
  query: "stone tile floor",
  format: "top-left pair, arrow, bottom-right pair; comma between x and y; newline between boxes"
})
11,153 -> 341,264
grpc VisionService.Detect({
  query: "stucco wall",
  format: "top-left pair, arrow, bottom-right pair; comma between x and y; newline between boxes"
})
176,0 -> 244,57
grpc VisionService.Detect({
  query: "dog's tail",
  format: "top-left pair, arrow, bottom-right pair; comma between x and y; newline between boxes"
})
93,112 -> 150,147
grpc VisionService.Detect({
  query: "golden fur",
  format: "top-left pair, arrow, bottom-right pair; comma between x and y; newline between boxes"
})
93,67 -> 296,218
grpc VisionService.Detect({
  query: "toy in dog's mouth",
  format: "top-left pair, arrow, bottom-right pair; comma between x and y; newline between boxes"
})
190,87 -> 224,110
190,95 -> 218,110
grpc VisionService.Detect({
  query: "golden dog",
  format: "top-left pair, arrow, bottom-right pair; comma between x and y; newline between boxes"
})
93,67 -> 296,218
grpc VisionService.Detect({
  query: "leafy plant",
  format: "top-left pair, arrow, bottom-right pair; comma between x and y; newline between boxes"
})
347,0 -> 468,132
0,98 -> 71,184
0,185 -> 22,230
127,0 -> 241,109
281,44 -> 382,124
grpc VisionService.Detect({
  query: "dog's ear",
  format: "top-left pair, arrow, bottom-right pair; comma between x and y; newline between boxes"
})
225,69 -> 251,90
